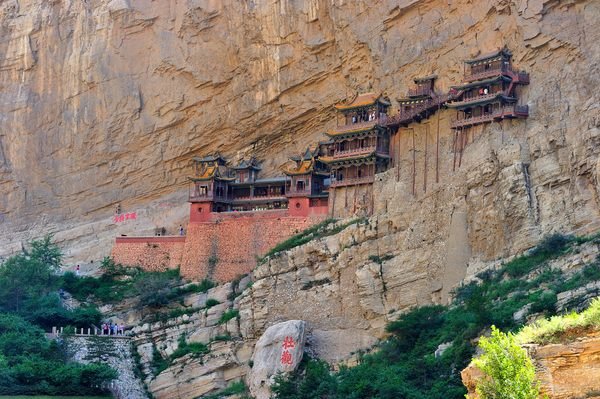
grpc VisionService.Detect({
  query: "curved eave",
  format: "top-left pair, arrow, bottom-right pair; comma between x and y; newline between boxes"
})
451,75 -> 511,90
334,99 -> 391,111
326,125 -> 384,138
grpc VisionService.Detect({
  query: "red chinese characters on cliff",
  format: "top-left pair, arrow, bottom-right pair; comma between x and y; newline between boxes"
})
280,336 -> 296,366
113,212 -> 137,223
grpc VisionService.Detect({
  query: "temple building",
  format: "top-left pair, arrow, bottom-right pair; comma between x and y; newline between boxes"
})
321,93 -> 392,188
448,48 -> 530,129
188,155 -> 287,221
283,147 -> 330,216
384,75 -> 449,130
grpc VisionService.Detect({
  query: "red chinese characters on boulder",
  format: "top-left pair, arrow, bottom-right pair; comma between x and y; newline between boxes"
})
280,336 -> 296,366
113,212 -> 137,223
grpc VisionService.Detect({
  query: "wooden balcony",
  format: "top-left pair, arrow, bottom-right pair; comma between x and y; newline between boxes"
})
333,146 -> 376,158
330,175 -> 375,188
465,66 -> 506,82
383,94 -> 449,128
408,87 -> 432,97
450,92 -> 502,107
333,115 -> 388,134
451,104 -> 529,128
286,189 -> 312,197
230,194 -> 287,202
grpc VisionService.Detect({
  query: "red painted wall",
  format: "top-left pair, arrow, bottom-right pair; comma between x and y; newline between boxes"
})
111,210 -> 326,282
111,236 -> 185,272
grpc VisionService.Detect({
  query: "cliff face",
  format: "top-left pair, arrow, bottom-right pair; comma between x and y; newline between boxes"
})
1,0 -> 599,268
462,332 -> 600,399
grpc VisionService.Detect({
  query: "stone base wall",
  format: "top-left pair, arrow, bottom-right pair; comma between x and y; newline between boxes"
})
329,184 -> 374,219
180,212 -> 322,282
112,212 -> 325,282
111,236 -> 186,272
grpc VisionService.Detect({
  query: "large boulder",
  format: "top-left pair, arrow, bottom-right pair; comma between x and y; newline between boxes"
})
248,320 -> 306,399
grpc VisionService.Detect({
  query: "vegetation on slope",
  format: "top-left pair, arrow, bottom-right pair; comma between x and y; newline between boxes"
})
473,327 -> 541,399
517,297 -> 600,345
0,237 -> 116,395
259,218 -> 365,262
271,233 -> 600,399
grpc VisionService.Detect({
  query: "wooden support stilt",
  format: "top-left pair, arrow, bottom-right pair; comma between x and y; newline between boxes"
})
452,128 -> 458,172
396,128 -> 401,182
424,123 -> 429,193
412,128 -> 416,196
436,103 -> 440,184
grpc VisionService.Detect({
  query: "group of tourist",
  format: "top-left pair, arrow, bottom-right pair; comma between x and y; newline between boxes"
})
351,109 -> 379,124
102,321 -> 125,335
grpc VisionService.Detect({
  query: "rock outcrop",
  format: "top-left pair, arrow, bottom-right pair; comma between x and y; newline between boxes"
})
65,336 -> 147,399
249,320 -> 307,399
462,332 -> 600,399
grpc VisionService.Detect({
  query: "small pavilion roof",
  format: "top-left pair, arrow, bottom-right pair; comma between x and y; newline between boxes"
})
451,75 -> 511,90
414,74 -> 437,83
465,48 -> 512,65
233,159 -> 262,170
192,154 -> 227,163
334,92 -> 391,111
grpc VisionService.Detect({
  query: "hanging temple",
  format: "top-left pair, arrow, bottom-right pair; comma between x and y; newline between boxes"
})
111,48 -> 530,280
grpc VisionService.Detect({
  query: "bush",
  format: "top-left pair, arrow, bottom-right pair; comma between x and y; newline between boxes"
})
218,309 -> 239,324
205,298 -> 220,308
473,326 -> 540,399
170,335 -> 209,361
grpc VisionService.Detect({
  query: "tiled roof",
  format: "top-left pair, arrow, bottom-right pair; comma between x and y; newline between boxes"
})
334,93 -> 390,110
465,48 -> 512,64
284,160 -> 314,176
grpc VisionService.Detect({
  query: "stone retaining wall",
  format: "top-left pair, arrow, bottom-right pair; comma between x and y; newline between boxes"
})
111,213 -> 325,281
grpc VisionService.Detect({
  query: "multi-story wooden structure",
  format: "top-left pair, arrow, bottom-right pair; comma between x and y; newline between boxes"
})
189,155 -> 287,221
321,93 -> 392,188
384,75 -> 450,130
283,147 -> 330,216
448,48 -> 530,129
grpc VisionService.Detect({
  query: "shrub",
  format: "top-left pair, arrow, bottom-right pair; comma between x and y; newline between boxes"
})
219,309 -> 239,324
473,326 -> 540,399
170,335 -> 209,361
205,298 -> 220,308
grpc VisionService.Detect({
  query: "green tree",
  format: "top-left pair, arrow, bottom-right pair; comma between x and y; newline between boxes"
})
472,326 -> 540,399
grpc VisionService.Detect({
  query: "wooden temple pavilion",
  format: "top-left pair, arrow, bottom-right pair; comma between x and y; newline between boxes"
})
283,147 -> 330,215
448,48 -> 530,129
321,93 -> 392,188
384,75 -> 451,130
188,155 -> 288,219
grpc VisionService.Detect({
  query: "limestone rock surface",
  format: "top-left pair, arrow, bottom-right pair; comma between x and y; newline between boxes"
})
249,320 -> 306,399
462,332 -> 600,399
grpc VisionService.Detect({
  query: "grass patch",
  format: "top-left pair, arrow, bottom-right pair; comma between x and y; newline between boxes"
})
301,278 -> 332,290
170,339 -> 209,361
517,297 -> 600,345
203,380 -> 248,399
205,298 -> 220,308
219,309 -> 239,324
259,218 -> 366,263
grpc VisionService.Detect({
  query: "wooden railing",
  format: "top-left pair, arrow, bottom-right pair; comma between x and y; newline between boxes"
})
451,104 -> 529,128
450,91 -> 501,106
330,175 -> 375,187
334,146 -> 376,158
408,87 -> 433,97
231,195 -> 286,201
383,94 -> 449,128
335,115 -> 388,133
287,189 -> 312,196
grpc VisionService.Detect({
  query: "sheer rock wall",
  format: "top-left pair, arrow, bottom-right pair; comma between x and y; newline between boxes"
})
1,0 -> 598,271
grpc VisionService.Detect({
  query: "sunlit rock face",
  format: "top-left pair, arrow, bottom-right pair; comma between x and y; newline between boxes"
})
1,0 -> 598,268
